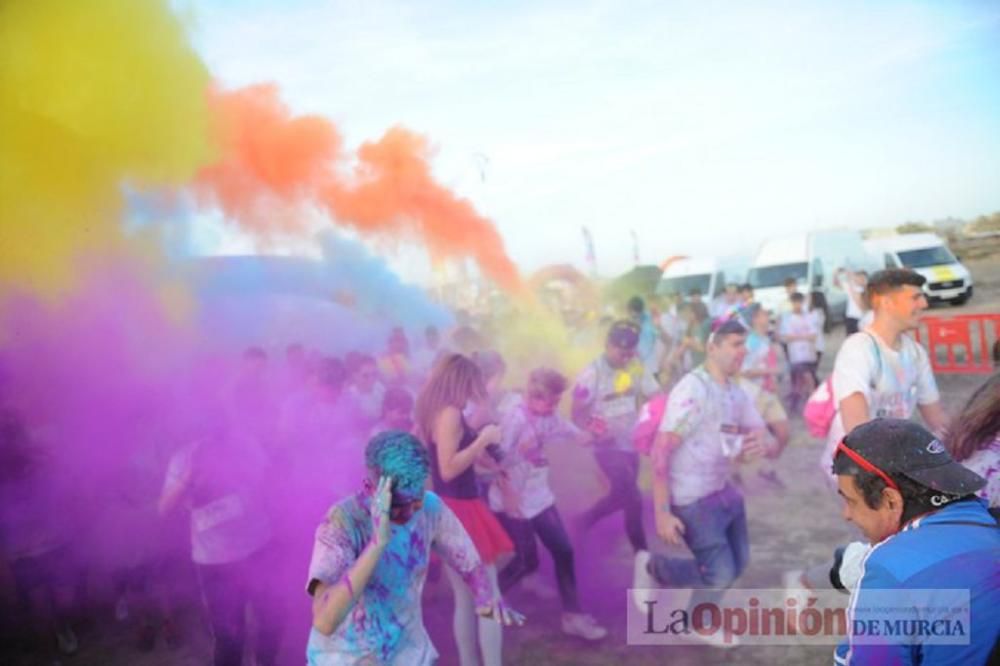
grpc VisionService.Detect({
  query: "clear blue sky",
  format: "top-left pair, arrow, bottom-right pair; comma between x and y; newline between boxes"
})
183,0 -> 1000,278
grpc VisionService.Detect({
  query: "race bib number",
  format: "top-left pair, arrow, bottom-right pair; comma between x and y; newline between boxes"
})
720,424 -> 744,459
602,394 -> 636,419
192,494 -> 245,533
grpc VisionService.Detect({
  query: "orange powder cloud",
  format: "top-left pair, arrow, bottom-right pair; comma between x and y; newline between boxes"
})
196,84 -> 521,292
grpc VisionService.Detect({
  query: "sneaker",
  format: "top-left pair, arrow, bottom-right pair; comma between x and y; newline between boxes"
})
561,612 -> 608,641
115,595 -> 130,622
782,569 -> 812,635
56,627 -> 78,655
631,550 -> 657,612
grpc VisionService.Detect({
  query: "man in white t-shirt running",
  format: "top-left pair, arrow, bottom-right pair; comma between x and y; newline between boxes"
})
633,319 -> 771,647
821,268 -> 949,484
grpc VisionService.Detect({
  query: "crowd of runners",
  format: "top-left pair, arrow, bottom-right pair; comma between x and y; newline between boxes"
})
2,267 -> 999,665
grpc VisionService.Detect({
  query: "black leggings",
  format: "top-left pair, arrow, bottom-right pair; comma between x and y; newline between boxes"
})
582,449 -> 648,552
498,506 -> 580,612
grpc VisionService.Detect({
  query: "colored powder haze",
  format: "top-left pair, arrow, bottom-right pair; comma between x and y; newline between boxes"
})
0,1 -> 556,654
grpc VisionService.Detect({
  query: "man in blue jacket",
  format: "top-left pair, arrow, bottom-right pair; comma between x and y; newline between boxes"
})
832,418 -> 999,665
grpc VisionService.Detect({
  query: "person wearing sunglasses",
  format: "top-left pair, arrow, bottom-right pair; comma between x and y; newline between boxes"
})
831,419 -> 999,666
306,431 -> 523,665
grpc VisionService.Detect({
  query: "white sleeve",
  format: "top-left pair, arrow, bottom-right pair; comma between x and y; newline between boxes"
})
306,518 -> 357,594
832,335 -> 878,405
912,340 -> 940,405
160,446 -> 193,501
660,375 -> 706,436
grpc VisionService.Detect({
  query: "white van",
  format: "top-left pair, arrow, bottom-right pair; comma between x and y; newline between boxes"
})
865,233 -> 973,305
748,231 -> 879,324
656,257 -> 738,301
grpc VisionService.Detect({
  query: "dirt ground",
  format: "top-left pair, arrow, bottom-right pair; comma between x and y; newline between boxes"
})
3,257 -> 998,666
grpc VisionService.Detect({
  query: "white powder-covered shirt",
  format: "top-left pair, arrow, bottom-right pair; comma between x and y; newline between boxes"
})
658,366 -> 765,506
821,330 -> 940,478
162,439 -> 273,566
306,491 -> 488,666
487,396 -> 580,520
779,312 -> 818,364
573,356 -> 659,452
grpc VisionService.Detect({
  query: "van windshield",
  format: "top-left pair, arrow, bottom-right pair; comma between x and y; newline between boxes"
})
658,274 -> 711,297
897,246 -> 956,268
747,262 -> 808,289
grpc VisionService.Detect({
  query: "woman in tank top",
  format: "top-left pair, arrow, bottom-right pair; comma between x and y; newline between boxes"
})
415,353 -> 513,666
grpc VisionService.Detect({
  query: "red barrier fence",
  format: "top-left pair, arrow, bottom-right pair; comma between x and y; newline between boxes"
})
916,314 -> 1000,374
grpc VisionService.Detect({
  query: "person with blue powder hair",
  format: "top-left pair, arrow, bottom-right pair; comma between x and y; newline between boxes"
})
305,430 -> 523,665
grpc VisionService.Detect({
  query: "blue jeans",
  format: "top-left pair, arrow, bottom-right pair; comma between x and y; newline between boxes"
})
650,484 -> 749,606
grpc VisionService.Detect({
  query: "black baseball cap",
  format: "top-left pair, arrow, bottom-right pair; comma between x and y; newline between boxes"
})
607,320 -> 640,349
835,419 -> 985,496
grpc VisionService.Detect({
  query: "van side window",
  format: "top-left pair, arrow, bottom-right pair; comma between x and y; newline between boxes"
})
713,272 -> 725,297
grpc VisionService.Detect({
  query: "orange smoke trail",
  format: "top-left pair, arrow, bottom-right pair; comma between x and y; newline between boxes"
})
196,84 -> 522,292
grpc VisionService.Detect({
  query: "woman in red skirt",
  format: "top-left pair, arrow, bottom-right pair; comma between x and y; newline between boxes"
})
415,353 -> 513,666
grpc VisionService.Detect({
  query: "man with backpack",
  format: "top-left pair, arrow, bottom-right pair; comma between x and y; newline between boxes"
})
818,269 -> 949,486
632,319 -> 770,647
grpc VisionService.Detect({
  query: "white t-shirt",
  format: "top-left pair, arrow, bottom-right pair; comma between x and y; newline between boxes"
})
488,396 -> 581,519
162,439 -> 273,565
305,491 -> 484,665
821,330 -> 940,478
845,284 -> 865,320
658,367 -> 765,506
780,312 -> 818,364
573,356 -> 660,452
